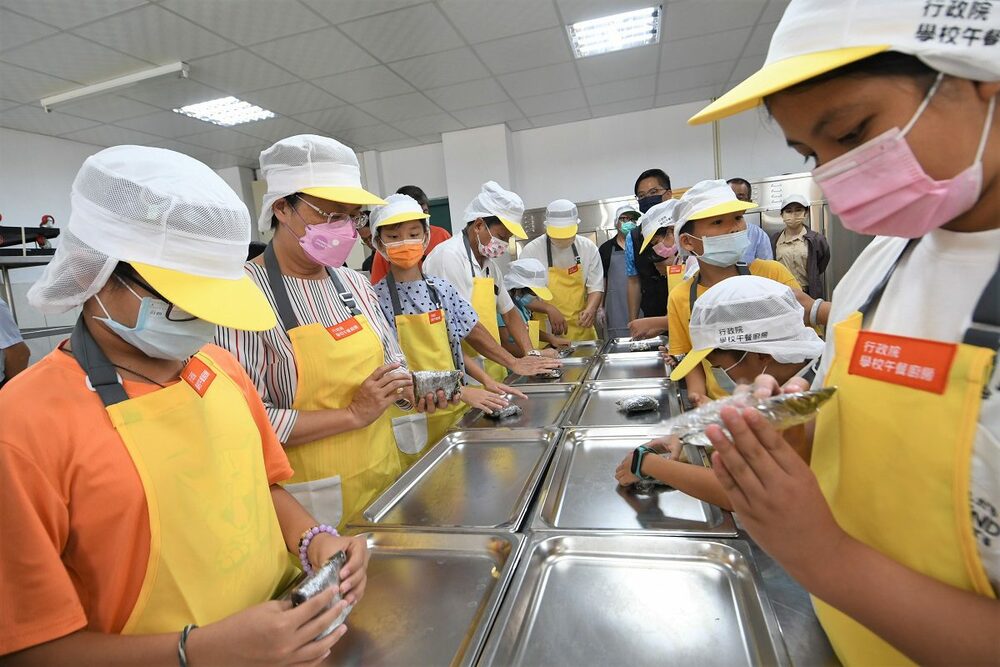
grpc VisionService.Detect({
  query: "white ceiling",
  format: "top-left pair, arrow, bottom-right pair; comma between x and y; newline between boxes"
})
0,0 -> 787,168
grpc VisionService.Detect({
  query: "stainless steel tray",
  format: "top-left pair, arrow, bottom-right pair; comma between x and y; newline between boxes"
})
586,351 -> 669,381
326,530 -> 523,667
455,384 -> 578,429
477,533 -> 789,667
562,379 -> 680,428
563,339 -> 602,358
506,356 -> 592,386
349,429 -> 558,532
602,335 -> 668,353
528,426 -> 738,536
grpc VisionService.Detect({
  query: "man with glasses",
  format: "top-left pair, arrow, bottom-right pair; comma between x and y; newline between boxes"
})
726,177 -> 774,263
626,168 -> 673,322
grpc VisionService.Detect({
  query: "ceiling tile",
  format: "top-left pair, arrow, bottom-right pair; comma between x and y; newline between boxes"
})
590,96 -> 654,118
340,4 -> 463,62
0,99 -> 21,112
0,0 -> 146,29
583,75 -> 655,106
313,65 -> 413,104
515,88 -> 587,116
301,0 -> 424,25
389,48 -> 489,90
160,0 -> 320,46
658,61 -> 733,93
528,107 -> 591,128
54,94 -> 158,122
151,138 -> 217,161
0,8 -> 59,52
661,26 -> 751,71
577,44 -> 658,86
654,84 -> 722,108
438,0 -> 559,43
498,62 -> 578,99
474,27 -> 571,75
188,49 -> 297,94
115,109 -> 215,137
391,113 -> 463,137
369,138 -> 421,152
415,134 -> 445,144
294,105 -> 381,132
0,104 -> 101,135
1,33 -> 148,84
725,54 -> 766,88
358,92 -> 442,123
761,0 -> 792,23
230,143 -> 271,162
233,115 -> 316,141
0,62 -> 74,102
451,101 -> 524,127
742,21 -> 778,58
505,118 -> 533,131
241,82 -> 343,116
121,77 -> 225,109
335,123 -> 407,147
662,0 -> 767,41
61,123 -> 163,147
180,127 -> 262,151
250,27 -> 377,80
73,5 -> 233,63
200,152 -> 243,169
424,78 -> 509,112
556,0 -> 656,24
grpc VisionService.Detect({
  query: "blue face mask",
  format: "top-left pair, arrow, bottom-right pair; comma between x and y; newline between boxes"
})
94,278 -> 216,361
686,229 -> 750,267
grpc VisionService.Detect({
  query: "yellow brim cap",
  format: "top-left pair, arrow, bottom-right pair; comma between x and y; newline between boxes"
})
689,200 -> 757,221
546,225 -> 577,240
132,262 -> 278,331
498,215 -> 528,240
689,45 -> 889,125
529,285 -> 554,301
670,347 -> 714,382
639,231 -> 662,254
371,211 -> 430,230
300,185 -> 386,206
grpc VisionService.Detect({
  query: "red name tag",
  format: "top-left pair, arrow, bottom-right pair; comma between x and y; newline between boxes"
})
848,331 -> 956,394
428,309 -> 443,324
327,317 -> 362,340
568,265 -> 579,275
182,357 -> 216,397
667,265 -> 684,275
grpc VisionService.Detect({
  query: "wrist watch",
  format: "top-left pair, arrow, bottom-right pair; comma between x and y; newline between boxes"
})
630,445 -> 656,481
527,349 -> 541,357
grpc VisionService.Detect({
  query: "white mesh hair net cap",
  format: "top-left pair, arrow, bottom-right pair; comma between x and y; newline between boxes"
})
504,257 -> 549,291
690,275 -> 825,363
28,145 -> 251,313
462,181 -> 524,224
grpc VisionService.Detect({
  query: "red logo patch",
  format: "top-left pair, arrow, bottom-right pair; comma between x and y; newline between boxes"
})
327,317 -> 362,340
568,265 -> 579,275
428,309 -> 443,324
848,331 -> 956,394
182,357 -> 216,397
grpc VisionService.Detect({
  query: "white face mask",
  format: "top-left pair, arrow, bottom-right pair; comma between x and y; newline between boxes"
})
686,229 -> 750,267
94,277 -> 216,361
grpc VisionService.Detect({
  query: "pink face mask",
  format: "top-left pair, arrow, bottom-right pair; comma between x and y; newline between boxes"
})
812,73 -> 994,239
287,217 -> 358,267
652,241 -> 677,259
478,224 -> 509,259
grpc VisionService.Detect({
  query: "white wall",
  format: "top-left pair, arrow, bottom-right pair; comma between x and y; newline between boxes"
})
378,142 -> 447,199
717,106 -> 806,182
442,125 -> 515,229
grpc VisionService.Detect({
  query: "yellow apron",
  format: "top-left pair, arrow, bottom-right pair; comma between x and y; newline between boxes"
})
70,319 -> 297,634
666,263 -> 685,294
811,242 -> 998,666
528,319 -> 541,349
532,238 -> 597,342
263,245 -> 401,530
459,233 -> 509,383
384,273 -> 469,468
688,265 -> 750,400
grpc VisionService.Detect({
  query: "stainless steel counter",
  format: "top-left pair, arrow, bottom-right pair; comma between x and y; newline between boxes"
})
562,379 -> 681,428
455,383 -> 578,429
586,352 -> 670,381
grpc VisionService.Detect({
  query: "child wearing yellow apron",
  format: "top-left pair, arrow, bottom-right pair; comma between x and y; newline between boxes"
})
687,1 -> 1000,663
497,257 -> 564,355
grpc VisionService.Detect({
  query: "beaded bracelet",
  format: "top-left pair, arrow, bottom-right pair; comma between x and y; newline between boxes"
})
298,524 -> 338,575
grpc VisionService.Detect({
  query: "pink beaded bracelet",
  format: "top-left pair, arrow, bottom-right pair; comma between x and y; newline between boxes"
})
298,524 -> 338,575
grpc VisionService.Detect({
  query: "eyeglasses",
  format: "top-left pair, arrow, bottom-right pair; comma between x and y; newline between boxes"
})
295,195 -> 367,229
119,274 -> 197,322
636,186 -> 667,199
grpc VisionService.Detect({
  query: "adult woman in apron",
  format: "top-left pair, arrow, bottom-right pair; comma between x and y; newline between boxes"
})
600,205 -> 641,339
215,135 -> 425,531
689,1 -> 1000,663
1,146 -> 365,664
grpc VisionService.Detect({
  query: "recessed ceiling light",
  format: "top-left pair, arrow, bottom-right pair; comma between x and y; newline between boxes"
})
173,96 -> 275,126
567,5 -> 661,58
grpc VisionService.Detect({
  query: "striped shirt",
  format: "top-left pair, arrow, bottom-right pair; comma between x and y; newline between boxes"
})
214,261 -> 407,443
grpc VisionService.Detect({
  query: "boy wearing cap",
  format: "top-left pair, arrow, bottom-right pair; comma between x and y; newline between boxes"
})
616,276 -> 824,508
424,182 -> 559,382
770,194 -> 830,300
499,257 -> 569,353
599,205 -> 640,339
666,179 -> 800,404
519,199 -> 604,342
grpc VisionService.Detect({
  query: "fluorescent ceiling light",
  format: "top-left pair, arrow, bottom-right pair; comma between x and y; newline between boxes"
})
41,62 -> 188,112
567,6 -> 661,58
173,97 -> 275,127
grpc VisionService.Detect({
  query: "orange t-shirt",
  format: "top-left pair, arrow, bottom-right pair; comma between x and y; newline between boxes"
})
0,344 -> 293,656
369,224 -> 452,284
